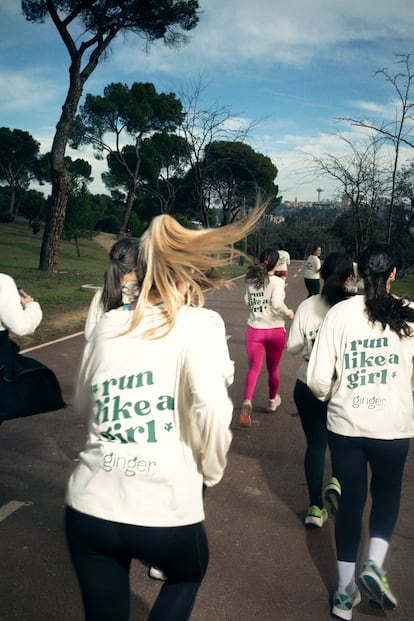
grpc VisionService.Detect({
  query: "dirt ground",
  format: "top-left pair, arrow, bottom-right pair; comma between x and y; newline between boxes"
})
93,232 -> 117,252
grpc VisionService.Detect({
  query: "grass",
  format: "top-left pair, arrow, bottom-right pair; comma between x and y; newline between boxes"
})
2,219 -> 413,349
392,274 -> 414,299
0,220 -> 248,349
0,220 -> 112,348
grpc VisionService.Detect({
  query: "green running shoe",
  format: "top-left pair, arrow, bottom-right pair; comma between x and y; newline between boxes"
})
324,476 -> 341,515
304,505 -> 328,528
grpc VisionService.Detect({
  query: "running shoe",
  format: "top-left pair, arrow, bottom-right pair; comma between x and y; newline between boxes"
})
268,394 -> 282,411
148,566 -> 167,581
239,400 -> 252,427
332,587 -> 361,620
304,505 -> 328,527
359,560 -> 397,609
324,476 -> 341,515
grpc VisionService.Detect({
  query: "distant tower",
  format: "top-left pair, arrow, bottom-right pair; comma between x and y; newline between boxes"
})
316,187 -> 324,203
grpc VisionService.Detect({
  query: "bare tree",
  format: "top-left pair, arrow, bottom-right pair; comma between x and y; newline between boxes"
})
177,78 -> 260,225
395,160 -> 414,239
309,133 -> 390,257
339,53 -> 414,243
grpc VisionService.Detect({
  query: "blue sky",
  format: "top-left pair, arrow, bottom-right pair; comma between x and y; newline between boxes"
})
1,0 -> 414,202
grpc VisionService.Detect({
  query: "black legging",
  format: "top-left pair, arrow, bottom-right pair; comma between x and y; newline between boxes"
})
328,432 -> 409,562
294,379 -> 330,507
304,278 -> 320,297
65,507 -> 209,621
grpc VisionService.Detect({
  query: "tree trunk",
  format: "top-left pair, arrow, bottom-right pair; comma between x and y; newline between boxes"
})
8,184 -> 16,217
39,65 -> 83,272
75,233 -> 80,258
39,173 -> 70,271
118,181 -> 137,239
119,144 -> 141,239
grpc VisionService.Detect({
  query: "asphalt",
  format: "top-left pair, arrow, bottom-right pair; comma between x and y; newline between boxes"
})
0,260 -> 413,621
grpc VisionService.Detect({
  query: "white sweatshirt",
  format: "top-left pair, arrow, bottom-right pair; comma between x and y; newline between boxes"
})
0,273 -> 42,335
84,282 -> 139,340
307,294 -> 414,439
304,255 -> 321,280
275,249 -> 290,271
84,288 -> 103,340
66,304 -> 234,527
286,293 -> 329,384
245,276 -> 291,329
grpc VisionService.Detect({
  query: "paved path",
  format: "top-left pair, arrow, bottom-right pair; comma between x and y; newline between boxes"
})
0,260 -> 413,620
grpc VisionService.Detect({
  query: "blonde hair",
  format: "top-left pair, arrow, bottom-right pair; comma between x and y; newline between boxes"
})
129,199 -> 269,338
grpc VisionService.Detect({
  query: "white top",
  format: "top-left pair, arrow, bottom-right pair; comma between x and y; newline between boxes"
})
286,293 -> 329,384
304,255 -> 321,280
275,249 -> 290,271
66,304 -> 234,527
84,282 -> 139,340
0,273 -> 42,335
307,294 -> 414,439
84,288 -> 103,340
245,275 -> 291,329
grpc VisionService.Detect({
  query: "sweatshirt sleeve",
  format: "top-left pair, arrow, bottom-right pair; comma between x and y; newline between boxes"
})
270,277 -> 291,317
183,311 -> 233,487
286,302 -> 305,356
84,288 -> 104,341
307,310 -> 337,401
0,274 -> 42,335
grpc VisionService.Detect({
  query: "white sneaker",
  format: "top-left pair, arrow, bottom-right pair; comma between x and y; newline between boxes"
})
332,587 -> 361,620
268,394 -> 281,411
148,566 -> 167,581
239,400 -> 252,426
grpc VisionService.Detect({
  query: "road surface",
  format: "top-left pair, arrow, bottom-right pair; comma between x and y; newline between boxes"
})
1,260 -> 413,620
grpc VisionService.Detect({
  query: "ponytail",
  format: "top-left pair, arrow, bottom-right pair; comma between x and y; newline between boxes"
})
359,242 -> 414,337
245,248 -> 279,289
101,238 -> 140,312
320,252 -> 353,307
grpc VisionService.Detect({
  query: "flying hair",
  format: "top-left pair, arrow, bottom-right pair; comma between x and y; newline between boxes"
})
129,198 -> 269,338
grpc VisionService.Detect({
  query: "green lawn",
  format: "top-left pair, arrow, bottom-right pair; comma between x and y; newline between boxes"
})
0,220 -> 111,348
0,220 -> 248,348
393,274 -> 414,299
2,220 -> 413,349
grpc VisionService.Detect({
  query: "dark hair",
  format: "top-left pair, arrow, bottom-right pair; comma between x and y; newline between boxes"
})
312,245 -> 321,253
359,241 -> 414,337
246,248 -> 279,289
101,237 -> 140,312
320,252 -> 353,307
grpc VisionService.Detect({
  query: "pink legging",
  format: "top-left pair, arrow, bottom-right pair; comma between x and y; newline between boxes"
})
244,326 -> 286,401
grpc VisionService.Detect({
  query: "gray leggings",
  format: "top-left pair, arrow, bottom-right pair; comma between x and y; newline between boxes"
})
328,432 -> 409,562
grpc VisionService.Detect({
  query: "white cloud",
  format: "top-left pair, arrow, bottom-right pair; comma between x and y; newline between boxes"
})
111,0 -> 414,77
0,71 -> 59,113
